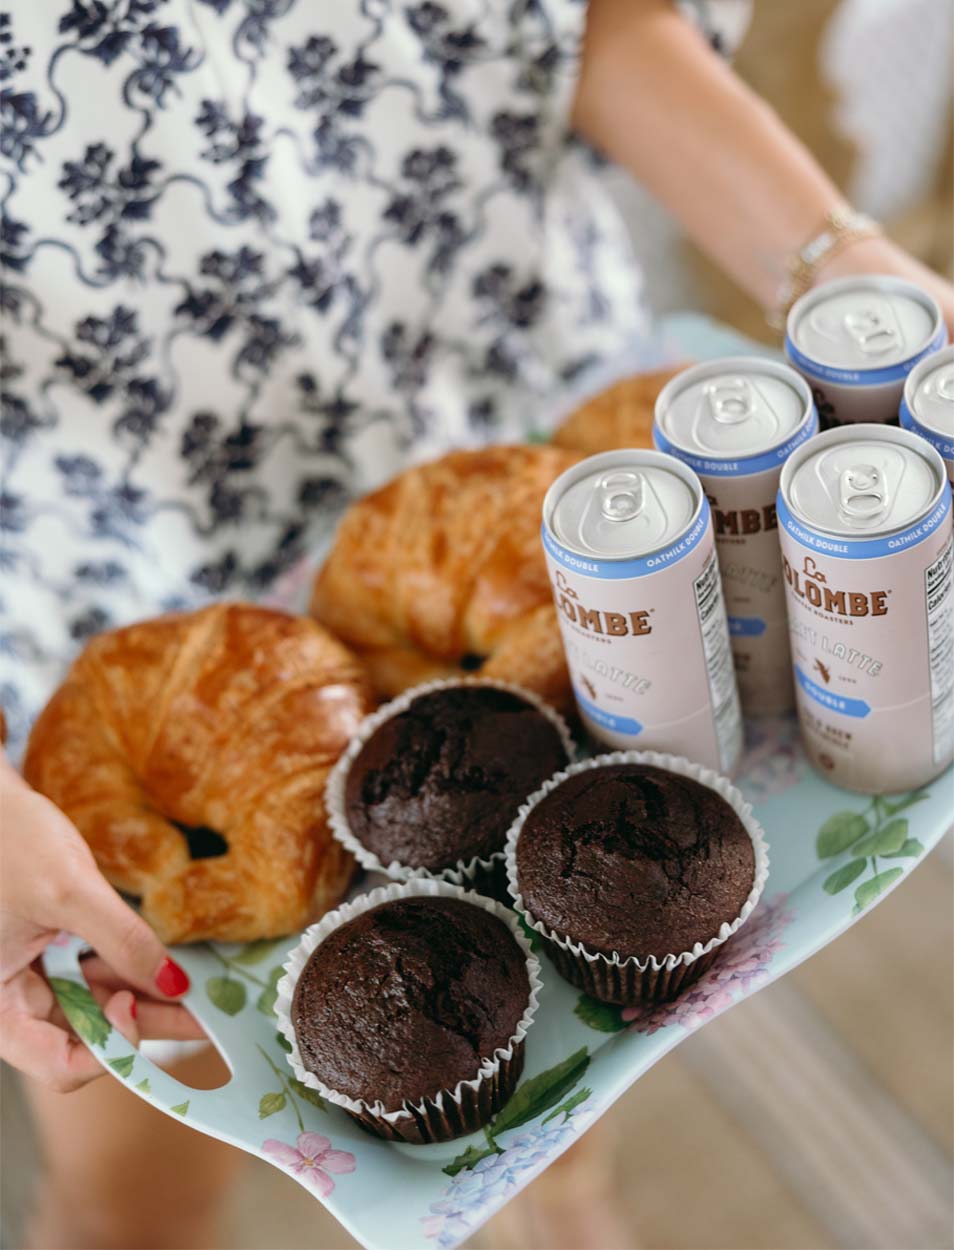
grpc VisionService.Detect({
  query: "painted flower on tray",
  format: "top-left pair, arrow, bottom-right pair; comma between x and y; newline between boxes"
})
623,893 -> 795,1037
736,715 -> 806,803
262,1131 -> 355,1197
423,1113 -> 590,1247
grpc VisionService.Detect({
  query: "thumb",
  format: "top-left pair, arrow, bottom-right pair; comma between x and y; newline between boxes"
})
60,873 -> 190,1002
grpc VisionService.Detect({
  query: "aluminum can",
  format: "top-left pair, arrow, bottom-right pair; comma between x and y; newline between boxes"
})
654,358 -> 817,716
900,345 -> 954,489
778,424 -> 953,793
542,449 -> 743,775
785,275 -> 946,427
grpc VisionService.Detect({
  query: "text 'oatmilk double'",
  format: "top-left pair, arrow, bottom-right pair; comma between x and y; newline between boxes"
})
784,275 -> 945,428
653,358 -> 817,716
542,450 -> 743,775
778,425 -> 953,793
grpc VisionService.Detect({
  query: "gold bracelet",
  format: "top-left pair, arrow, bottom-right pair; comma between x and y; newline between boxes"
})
768,206 -> 883,331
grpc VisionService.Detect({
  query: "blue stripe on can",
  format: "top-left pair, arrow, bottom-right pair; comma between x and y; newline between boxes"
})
652,405 -> 818,478
900,397 -> 954,462
541,496 -> 711,580
795,665 -> 871,718
784,325 -> 947,387
572,687 -> 643,737
729,616 -> 767,637
776,486 -> 951,560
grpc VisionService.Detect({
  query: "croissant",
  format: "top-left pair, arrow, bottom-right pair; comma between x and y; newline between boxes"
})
24,604 -> 372,944
552,366 -> 688,456
310,445 -> 581,708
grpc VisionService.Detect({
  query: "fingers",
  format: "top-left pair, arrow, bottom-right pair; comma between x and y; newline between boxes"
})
77,968 -> 207,1042
56,873 -> 190,1003
3,1010 -> 107,1093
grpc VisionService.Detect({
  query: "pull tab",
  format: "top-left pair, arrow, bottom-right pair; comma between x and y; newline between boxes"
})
838,463 -> 887,522
935,369 -> 954,403
844,307 -> 901,358
705,376 -> 754,424
599,471 -> 643,521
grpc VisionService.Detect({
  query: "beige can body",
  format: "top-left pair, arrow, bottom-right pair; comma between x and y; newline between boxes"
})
542,452 -> 743,776
778,432 -> 954,793
704,468 -> 794,716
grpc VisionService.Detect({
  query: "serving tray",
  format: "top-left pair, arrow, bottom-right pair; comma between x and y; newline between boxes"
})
45,723 -> 953,1250
43,315 -> 954,1250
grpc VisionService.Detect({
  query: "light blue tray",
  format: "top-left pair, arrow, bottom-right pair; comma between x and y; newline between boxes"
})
43,316 -> 954,1250
45,727 -> 953,1250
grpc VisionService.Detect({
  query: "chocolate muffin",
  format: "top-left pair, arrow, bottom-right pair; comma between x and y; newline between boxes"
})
290,895 -> 532,1141
341,684 -> 570,875
511,759 -> 761,1003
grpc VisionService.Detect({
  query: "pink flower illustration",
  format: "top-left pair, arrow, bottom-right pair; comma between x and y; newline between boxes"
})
262,1131 -> 356,1197
737,716 -> 806,802
623,893 -> 795,1037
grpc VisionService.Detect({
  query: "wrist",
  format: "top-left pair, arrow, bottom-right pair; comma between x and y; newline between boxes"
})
768,205 -> 884,331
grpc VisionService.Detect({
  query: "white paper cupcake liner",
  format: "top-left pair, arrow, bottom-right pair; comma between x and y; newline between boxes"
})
275,878 -> 543,1143
504,749 -> 769,1005
325,677 -> 574,894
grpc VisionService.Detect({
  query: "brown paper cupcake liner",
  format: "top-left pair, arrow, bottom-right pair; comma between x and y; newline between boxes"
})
504,749 -> 769,1006
325,677 -> 574,895
274,879 -> 542,1144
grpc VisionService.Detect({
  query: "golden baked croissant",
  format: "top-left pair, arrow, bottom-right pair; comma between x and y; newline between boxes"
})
24,604 -> 372,944
552,366 -> 688,456
310,445 -> 581,708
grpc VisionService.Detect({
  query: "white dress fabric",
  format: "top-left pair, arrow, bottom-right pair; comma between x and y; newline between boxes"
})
0,0 -> 735,752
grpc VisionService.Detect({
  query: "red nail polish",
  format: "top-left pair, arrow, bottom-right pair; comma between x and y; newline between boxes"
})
155,957 -> 190,998
129,996 -> 138,1020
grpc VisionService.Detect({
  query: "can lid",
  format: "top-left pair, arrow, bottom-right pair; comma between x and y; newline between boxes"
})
908,345 -> 954,437
785,428 -> 941,537
656,358 -> 808,458
549,453 -> 698,559
788,277 -> 938,371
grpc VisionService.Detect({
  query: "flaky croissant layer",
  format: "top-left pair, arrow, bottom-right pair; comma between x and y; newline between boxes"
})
24,604 -> 373,944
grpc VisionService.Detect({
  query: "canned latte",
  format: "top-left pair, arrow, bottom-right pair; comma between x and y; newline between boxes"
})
900,345 -> 954,489
654,358 -> 817,716
542,450 -> 743,774
778,425 -> 953,793
785,276 -> 946,427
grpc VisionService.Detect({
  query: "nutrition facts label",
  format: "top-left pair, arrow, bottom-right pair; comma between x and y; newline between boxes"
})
694,552 -> 743,772
925,536 -> 954,764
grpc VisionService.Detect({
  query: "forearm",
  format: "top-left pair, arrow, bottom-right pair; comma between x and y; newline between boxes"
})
572,0 -> 844,311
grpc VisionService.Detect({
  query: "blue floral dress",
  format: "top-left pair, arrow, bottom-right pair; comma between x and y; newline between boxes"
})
0,0 -> 737,753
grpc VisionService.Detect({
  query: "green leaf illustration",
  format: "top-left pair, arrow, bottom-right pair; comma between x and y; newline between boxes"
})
853,868 -> 904,913
234,939 -> 285,966
135,1078 -> 151,1094
542,1087 -> 592,1125
290,1078 -> 327,1111
48,978 -> 111,1047
852,818 -> 908,858
884,838 -> 925,859
816,811 -> 870,858
258,1091 -> 286,1119
206,976 -> 246,1016
492,1047 -> 590,1137
881,790 -> 929,816
256,966 -> 284,1018
517,916 -> 543,952
275,1031 -> 292,1053
574,995 -> 625,1033
442,1143 -> 500,1178
823,859 -> 867,895
170,1101 -> 190,1116
108,1054 -> 136,1078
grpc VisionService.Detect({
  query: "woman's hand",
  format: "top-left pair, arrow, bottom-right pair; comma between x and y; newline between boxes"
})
1,759 -> 203,1092
814,234 -> 954,339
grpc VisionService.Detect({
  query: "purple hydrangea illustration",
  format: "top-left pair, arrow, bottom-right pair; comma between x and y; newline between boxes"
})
622,893 -> 795,1037
423,1112 -> 592,1247
737,716 -> 806,803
